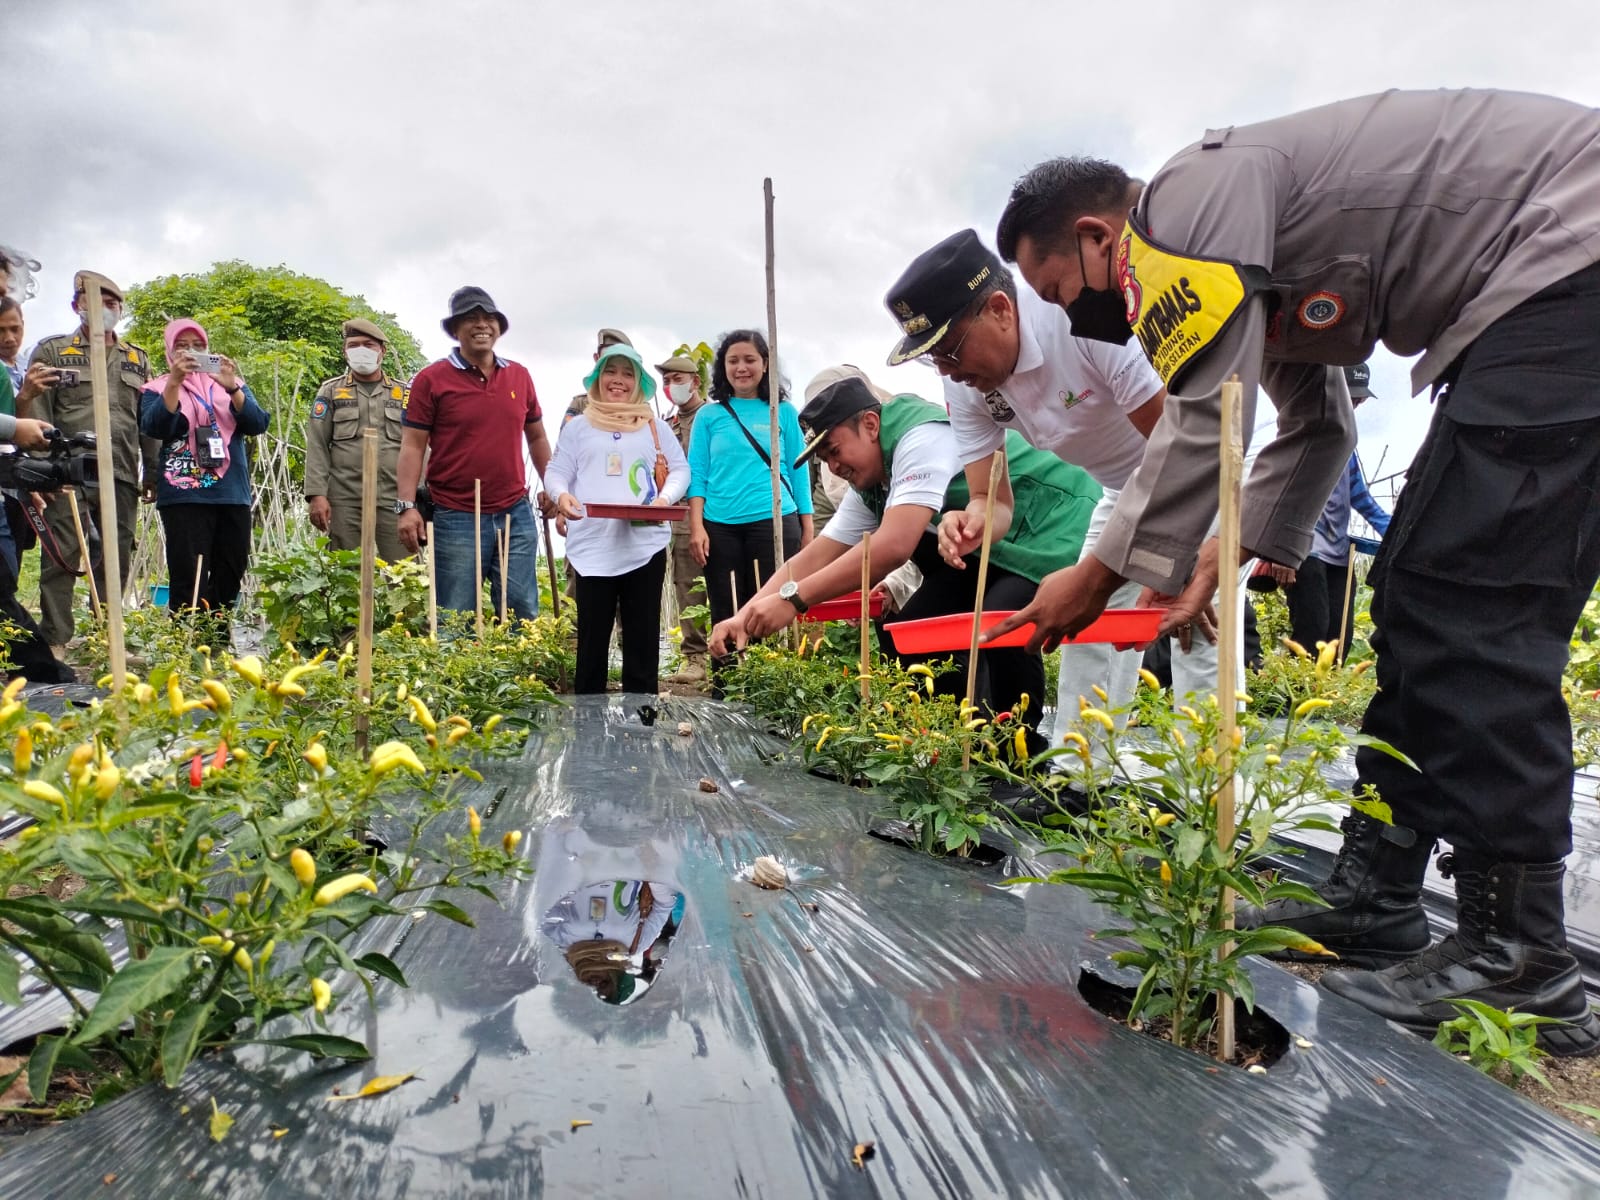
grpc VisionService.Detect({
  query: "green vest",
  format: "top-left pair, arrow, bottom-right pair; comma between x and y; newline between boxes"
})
0,368 -> 13,419
855,396 -> 1102,584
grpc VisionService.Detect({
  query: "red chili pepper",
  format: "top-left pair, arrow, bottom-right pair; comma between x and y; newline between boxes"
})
995,711 -> 1012,723
212,740 -> 228,772
929,750 -> 939,764
189,754 -> 204,788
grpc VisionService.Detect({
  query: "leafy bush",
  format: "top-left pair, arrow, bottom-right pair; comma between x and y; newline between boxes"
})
253,537 -> 430,651
1434,998 -> 1556,1087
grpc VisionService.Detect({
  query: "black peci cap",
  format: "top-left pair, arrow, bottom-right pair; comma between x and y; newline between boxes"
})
795,377 -> 881,466
883,229 -> 1002,366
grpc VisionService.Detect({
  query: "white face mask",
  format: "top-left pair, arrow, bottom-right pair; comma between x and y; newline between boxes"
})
665,381 -> 696,408
345,346 -> 383,375
82,304 -> 119,332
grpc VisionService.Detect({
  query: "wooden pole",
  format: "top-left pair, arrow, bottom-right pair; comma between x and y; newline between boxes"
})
190,554 -> 204,611
64,489 -> 100,618
859,532 -> 871,703
473,479 -> 484,637
1337,544 -> 1359,662
962,449 -> 1007,770
79,274 -> 125,692
1215,376 -> 1245,1063
541,512 -> 562,617
729,570 -> 739,616
425,520 -> 438,639
763,177 -> 785,573
499,515 -> 510,625
355,430 -> 378,756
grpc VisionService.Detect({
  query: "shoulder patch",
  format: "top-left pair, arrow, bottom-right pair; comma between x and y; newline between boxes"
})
311,398 -> 329,420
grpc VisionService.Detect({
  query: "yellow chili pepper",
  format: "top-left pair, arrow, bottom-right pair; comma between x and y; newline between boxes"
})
311,978 -> 332,1013
167,674 -> 187,716
289,848 -> 317,888
1013,727 -> 1029,760
257,939 -> 275,970
407,695 -> 438,733
467,806 -> 482,841
1170,728 -> 1187,749
12,728 -> 31,774
1351,660 -> 1372,676
1179,705 -> 1200,724
1315,640 -> 1338,674
966,718 -> 988,731
1159,861 -> 1174,888
1231,726 -> 1243,750
201,680 -> 232,713
481,714 -> 503,735
1264,754 -> 1282,766
1280,637 -> 1310,660
1016,692 -> 1031,716
272,682 -> 307,699
801,713 -> 824,734
446,726 -> 470,747
425,734 -> 438,749
133,682 -> 156,705
94,764 -> 120,801
1294,698 -> 1334,720
0,701 -> 20,722
874,733 -> 904,744
1153,812 -> 1177,828
279,661 -> 324,690
233,947 -> 253,976
370,741 -> 425,776
1080,707 -> 1115,733
502,830 -> 523,854
1198,747 -> 1217,766
22,779 -> 65,806
313,874 -> 379,906
1138,668 -> 1162,692
813,726 -> 834,751
906,664 -> 934,680
1091,685 -> 1108,703
1061,731 -> 1089,752
396,682 -> 408,702
446,715 -> 471,730
0,677 -> 24,704
302,742 -> 328,774
232,655 -> 265,686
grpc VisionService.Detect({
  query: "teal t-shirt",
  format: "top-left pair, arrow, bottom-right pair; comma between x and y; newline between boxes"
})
685,396 -> 813,524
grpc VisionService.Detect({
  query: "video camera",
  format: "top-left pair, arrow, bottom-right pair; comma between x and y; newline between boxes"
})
0,430 -> 98,492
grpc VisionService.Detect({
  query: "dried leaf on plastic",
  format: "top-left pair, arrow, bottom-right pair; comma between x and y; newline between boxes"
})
677,721 -> 693,736
325,1072 -> 416,1103
851,1140 -> 876,1169
697,777 -> 719,793
571,1119 -> 593,1131
208,1097 -> 234,1142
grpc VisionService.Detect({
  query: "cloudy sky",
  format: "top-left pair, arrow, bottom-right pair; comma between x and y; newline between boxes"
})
8,0 -> 1599,505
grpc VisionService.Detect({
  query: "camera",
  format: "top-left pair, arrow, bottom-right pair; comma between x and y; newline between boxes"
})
55,368 -> 80,387
184,351 -> 224,373
0,430 -> 98,492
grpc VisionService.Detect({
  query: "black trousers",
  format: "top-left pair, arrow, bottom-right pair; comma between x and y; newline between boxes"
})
705,515 -> 801,680
887,533 -> 1045,728
160,504 -> 252,617
1354,263 -> 1600,863
574,549 -> 667,695
0,538 -> 72,683
1285,555 -> 1358,663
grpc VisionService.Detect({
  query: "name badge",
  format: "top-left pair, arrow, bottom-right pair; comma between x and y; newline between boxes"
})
589,896 -> 607,921
606,452 -> 623,477
207,435 -> 226,462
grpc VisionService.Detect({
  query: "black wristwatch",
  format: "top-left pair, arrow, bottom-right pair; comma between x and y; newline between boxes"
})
393,500 -> 417,515
778,580 -> 809,613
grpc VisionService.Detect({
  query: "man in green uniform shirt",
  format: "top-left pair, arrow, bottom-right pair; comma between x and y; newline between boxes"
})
22,272 -> 160,652
710,373 -> 1101,733
305,318 -> 410,561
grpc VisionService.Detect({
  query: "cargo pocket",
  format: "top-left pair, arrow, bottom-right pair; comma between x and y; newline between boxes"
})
1397,417 -> 1600,588
331,407 -> 361,443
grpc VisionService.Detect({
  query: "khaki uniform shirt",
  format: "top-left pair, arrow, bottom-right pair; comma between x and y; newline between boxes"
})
26,331 -> 160,487
1100,88 -> 1600,593
304,372 -> 408,507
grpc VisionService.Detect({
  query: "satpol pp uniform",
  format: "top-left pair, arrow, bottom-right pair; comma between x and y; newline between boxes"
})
305,372 -> 410,562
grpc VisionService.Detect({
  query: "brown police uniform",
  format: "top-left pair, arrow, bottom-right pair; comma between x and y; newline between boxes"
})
25,330 -> 160,646
304,371 -> 409,561
667,393 -> 708,658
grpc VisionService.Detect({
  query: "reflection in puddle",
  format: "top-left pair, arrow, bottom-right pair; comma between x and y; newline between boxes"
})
542,880 -> 684,1005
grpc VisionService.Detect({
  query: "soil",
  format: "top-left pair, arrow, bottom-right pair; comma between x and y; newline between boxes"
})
1076,966 -> 1290,1069
1278,960 -> 1600,1136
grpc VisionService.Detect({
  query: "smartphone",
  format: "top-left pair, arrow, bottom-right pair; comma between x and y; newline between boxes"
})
55,368 -> 80,387
186,351 -> 224,373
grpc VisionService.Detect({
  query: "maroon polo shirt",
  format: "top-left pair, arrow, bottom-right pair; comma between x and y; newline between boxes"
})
405,349 -> 542,512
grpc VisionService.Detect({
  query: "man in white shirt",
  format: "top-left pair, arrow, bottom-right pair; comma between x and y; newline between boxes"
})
882,230 -> 1211,722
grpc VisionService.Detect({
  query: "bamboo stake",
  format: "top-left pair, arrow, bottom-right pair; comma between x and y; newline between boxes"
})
355,430 -> 378,756
426,520 -> 438,639
1337,543 -> 1359,663
499,514 -> 510,625
752,559 -> 762,593
962,449 -> 1007,770
859,532 -> 871,703
729,570 -> 739,614
763,177 -> 785,573
1215,376 -> 1245,1063
190,554 -> 204,611
79,274 -> 125,693
541,511 -> 562,617
473,479 -> 484,637
65,489 -> 100,617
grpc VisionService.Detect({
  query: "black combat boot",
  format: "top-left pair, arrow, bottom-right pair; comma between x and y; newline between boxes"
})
1322,854 -> 1600,1057
1238,810 -> 1433,968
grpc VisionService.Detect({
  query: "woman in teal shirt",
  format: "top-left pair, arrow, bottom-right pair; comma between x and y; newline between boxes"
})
686,330 -> 813,670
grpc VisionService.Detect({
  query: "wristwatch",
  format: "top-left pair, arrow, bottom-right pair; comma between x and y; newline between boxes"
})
393,500 -> 417,515
778,580 -> 809,614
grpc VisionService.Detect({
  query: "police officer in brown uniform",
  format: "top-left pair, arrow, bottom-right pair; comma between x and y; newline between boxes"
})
658,354 -> 709,680
22,272 -> 159,651
304,318 -> 409,562
989,89 -> 1600,1054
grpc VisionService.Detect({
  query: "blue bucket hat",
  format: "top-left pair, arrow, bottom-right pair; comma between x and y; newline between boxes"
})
582,342 -> 657,399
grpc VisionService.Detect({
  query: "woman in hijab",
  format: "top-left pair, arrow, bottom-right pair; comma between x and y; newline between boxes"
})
139,319 -> 270,625
544,344 -> 689,694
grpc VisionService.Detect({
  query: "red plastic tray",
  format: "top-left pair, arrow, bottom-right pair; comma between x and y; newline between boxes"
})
797,590 -> 885,623
580,502 -> 688,522
883,608 -> 1163,654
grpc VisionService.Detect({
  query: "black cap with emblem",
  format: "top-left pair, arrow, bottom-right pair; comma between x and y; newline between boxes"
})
883,229 -> 1001,366
1344,362 -> 1375,400
795,377 -> 881,467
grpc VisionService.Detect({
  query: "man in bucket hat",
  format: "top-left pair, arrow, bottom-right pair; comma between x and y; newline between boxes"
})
396,286 -> 549,621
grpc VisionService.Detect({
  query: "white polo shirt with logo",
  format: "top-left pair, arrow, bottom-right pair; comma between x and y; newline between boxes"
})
943,284 -> 1162,490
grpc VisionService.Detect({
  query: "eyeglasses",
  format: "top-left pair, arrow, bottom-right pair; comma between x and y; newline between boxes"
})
916,303 -> 987,369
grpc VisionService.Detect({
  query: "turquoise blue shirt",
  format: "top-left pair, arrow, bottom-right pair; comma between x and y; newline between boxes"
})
685,397 -> 813,524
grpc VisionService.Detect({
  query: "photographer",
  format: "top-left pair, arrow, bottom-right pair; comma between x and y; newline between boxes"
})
139,319 -> 268,628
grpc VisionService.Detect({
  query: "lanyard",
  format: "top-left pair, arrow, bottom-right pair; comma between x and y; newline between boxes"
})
188,378 -> 219,428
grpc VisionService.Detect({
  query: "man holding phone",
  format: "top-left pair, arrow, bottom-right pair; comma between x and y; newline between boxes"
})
21,272 -> 162,654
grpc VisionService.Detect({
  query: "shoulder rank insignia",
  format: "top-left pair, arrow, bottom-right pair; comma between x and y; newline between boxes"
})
333,388 -> 353,400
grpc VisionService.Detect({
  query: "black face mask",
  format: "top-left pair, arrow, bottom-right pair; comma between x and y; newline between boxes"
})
1064,234 -> 1135,345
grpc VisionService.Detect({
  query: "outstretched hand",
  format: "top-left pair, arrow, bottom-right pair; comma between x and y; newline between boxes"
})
980,556 -> 1123,654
